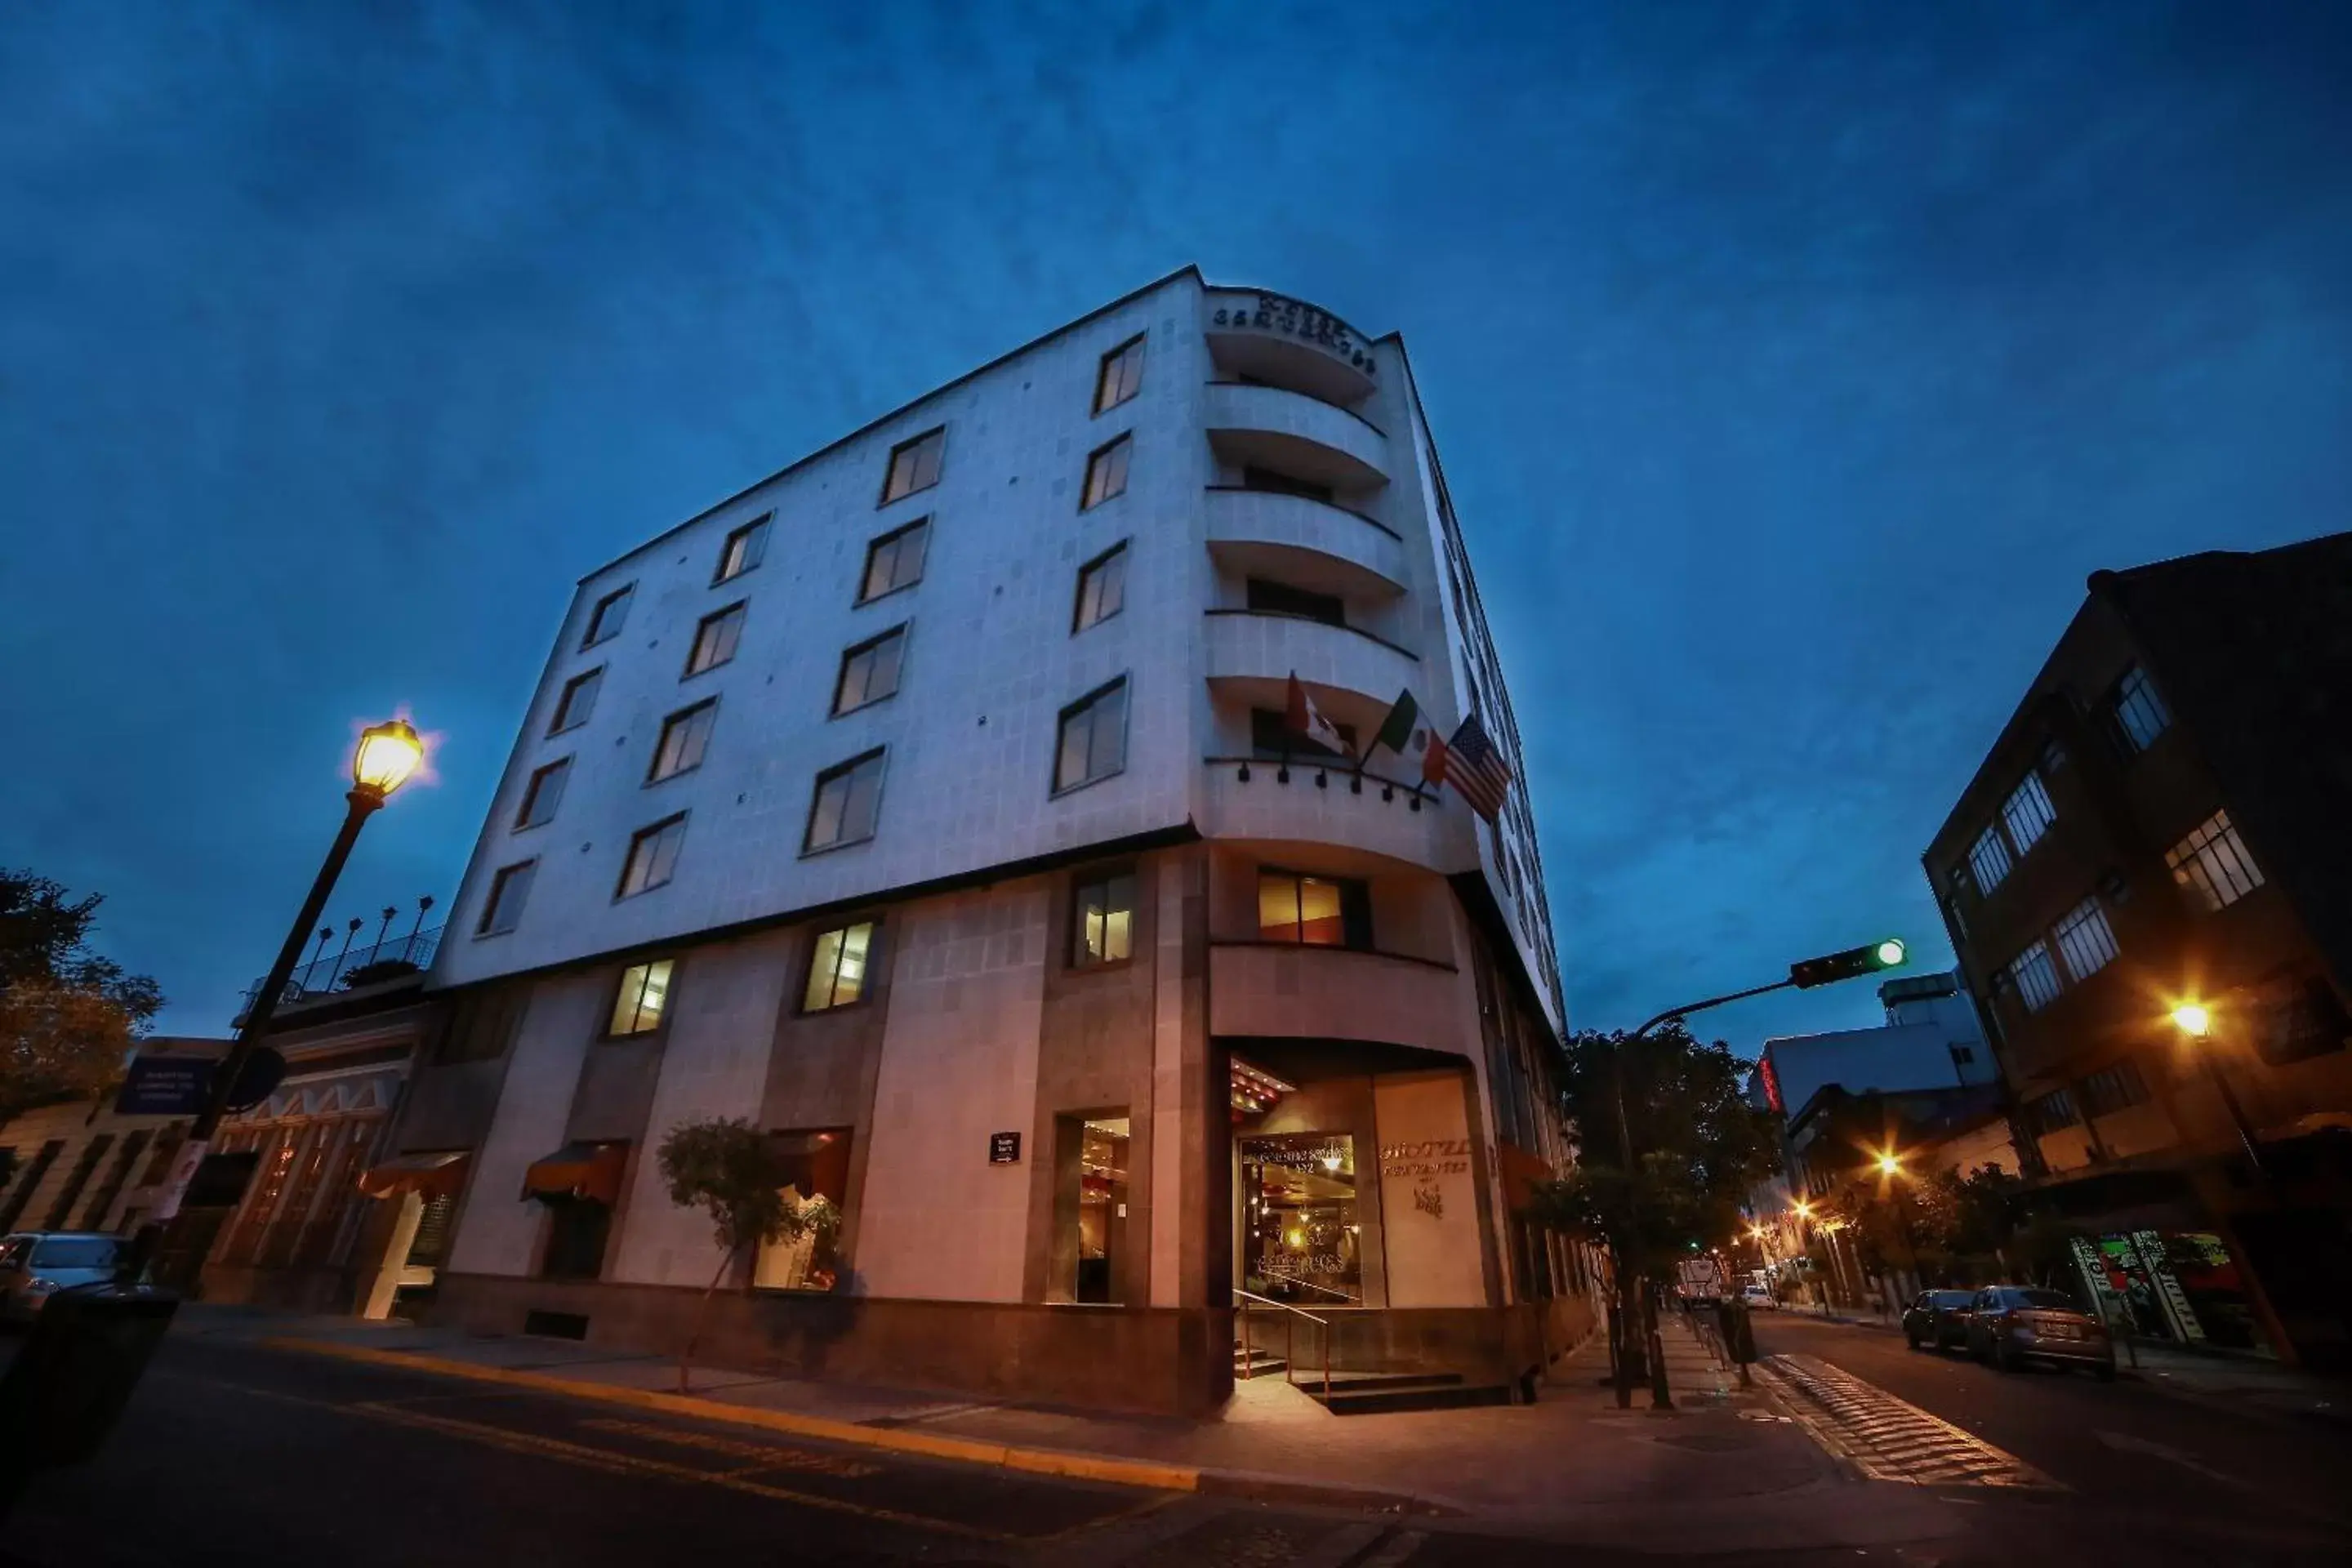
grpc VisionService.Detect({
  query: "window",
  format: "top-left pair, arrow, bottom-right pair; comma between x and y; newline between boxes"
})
515,758 -> 570,829
550,668 -> 604,735
684,603 -> 746,677
2008,941 -> 2064,1013
1081,435 -> 1131,510
581,585 -> 633,648
541,1200 -> 612,1280
1054,679 -> 1128,792
2167,810 -> 2265,911
1941,893 -> 1969,944
715,513 -> 771,583
1250,708 -> 1356,762
752,1129 -> 853,1290
439,986 -> 525,1064
832,626 -> 906,715
1071,869 -> 1137,968
1241,466 -> 1333,505
858,517 -> 929,603
1245,577 -> 1344,627
1257,868 -> 1372,949
2001,772 -> 2056,856
1073,543 -> 1127,631
2026,1089 -> 2079,1134
1967,823 -> 2014,893
2051,895 -> 2119,982
804,922 -> 875,1011
880,426 -> 944,504
1094,335 -> 1144,414
2110,665 -> 2171,754
2079,1059 -> 2149,1118
2039,737 -> 2068,776
617,816 -> 686,898
609,960 -> 675,1036
804,751 -> 884,853
649,700 -> 716,782
1950,1045 -> 1976,1067
477,860 -> 537,936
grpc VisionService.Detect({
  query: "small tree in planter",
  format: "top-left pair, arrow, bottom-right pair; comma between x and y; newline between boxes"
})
656,1116 -> 835,1392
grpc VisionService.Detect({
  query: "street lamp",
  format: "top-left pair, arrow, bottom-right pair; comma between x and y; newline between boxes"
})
2171,1000 -> 2267,1178
137,718 -> 425,1284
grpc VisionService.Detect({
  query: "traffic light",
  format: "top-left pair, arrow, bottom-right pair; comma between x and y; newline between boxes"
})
1788,938 -> 1907,990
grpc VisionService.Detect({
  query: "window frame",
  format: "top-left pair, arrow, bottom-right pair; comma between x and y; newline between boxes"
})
1072,541 -> 1129,634
477,859 -> 538,938
648,698 -> 719,784
857,516 -> 931,605
1967,823 -> 2014,894
1052,677 -> 1130,796
2109,664 -> 2172,755
1080,433 -> 1133,511
1255,866 -> 1374,951
581,584 -> 634,649
1094,334 -> 1145,416
1068,866 -> 1139,970
802,748 -> 887,856
879,426 -> 945,506
2051,894 -> 2120,983
2008,939 -> 2065,1013
714,512 -> 773,586
550,667 -> 605,736
831,624 -> 908,718
2167,809 -> 2265,912
800,920 -> 880,1013
514,756 -> 572,831
2000,771 -> 2057,858
606,958 -> 678,1039
615,813 -> 688,900
683,601 -> 748,679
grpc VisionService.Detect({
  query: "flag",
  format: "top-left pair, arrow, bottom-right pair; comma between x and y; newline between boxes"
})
1418,726 -> 1449,788
1443,713 -> 1513,821
1372,689 -> 1423,758
1285,673 -> 1352,760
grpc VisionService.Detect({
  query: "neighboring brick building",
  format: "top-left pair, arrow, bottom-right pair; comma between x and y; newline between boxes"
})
1923,532 -> 2352,1369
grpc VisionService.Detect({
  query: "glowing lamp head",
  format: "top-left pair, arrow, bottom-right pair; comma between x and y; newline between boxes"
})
1876,938 -> 1907,969
1792,1201 -> 1813,1219
2172,1003 -> 2212,1040
1875,1151 -> 1903,1176
352,719 -> 425,799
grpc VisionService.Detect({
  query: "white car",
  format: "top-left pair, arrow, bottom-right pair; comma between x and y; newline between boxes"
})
0,1232 -> 124,1325
1741,1282 -> 1778,1310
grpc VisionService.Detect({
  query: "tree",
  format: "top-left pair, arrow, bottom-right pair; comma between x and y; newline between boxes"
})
0,869 -> 164,1121
1525,1023 -> 1782,1407
656,1116 -> 840,1392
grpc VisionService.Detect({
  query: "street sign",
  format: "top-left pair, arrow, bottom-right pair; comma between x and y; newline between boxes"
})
988,1132 -> 1021,1165
114,1055 -> 216,1117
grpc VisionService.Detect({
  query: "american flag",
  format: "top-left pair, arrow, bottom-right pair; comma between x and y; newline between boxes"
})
1443,713 -> 1513,822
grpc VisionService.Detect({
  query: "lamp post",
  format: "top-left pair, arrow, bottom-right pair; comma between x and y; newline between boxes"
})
136,719 -> 425,1287
2171,1003 -> 2267,1179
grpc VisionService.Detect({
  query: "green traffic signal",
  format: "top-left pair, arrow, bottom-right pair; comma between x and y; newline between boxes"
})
1788,938 -> 1910,990
1876,938 -> 1907,968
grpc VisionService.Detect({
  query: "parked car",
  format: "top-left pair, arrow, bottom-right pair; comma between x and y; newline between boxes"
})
1741,1282 -> 1778,1311
1964,1285 -> 2116,1379
0,1232 -> 123,1326
1902,1289 -> 1978,1351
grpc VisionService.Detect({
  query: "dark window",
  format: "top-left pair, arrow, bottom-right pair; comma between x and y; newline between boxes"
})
617,816 -> 686,898
1950,1045 -> 1976,1067
541,1200 -> 611,1280
2026,1089 -> 2080,1134
515,758 -> 570,829
803,922 -> 877,1011
880,427 -> 944,505
1054,680 -> 1127,792
805,751 -> 885,852
650,700 -> 717,782
1245,577 -> 1344,626
1081,435 -> 1132,510
1073,542 -> 1127,632
833,626 -> 906,715
439,986 -> 526,1064
2079,1059 -> 2149,1118
1094,335 -> 1145,414
2256,978 -> 2352,1067
609,960 -> 675,1036
1257,868 -> 1372,949
715,514 -> 771,584
1241,466 -> 1332,505
478,860 -> 537,936
1250,707 -> 1356,762
550,668 -> 604,735
42,1135 -> 113,1230
1071,870 -> 1137,968
684,603 -> 746,677
581,585 -> 633,648
2109,665 -> 2171,755
858,518 -> 929,603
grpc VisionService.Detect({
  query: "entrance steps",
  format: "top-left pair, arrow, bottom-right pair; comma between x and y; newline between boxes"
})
1236,1335 -> 1512,1414
1234,1345 -> 1289,1379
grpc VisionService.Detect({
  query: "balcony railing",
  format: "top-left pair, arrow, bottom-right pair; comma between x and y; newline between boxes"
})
243,924 -> 443,1013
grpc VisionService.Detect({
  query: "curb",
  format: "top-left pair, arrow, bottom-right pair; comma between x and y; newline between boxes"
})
258,1336 -> 1450,1516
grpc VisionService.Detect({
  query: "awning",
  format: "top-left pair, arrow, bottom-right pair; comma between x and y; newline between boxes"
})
521,1142 -> 629,1205
359,1150 -> 471,1201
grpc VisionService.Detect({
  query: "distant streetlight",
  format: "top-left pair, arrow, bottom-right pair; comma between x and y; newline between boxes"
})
1875,1149 -> 1903,1177
2171,1000 -> 2266,1178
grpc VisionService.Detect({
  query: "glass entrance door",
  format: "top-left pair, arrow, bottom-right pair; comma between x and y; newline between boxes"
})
1239,1132 -> 1360,1305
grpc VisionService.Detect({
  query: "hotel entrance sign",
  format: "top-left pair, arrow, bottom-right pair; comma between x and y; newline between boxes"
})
988,1131 -> 1021,1165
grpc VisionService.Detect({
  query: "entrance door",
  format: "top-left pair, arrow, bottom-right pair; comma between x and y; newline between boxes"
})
1238,1133 -> 1361,1306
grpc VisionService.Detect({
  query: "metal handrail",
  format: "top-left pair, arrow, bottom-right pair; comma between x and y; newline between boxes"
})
1256,1273 -> 1361,1304
1234,1288 -> 1332,1398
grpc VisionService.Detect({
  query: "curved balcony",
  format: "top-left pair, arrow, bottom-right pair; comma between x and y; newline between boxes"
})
1204,288 -> 1380,406
1201,756 -> 1472,875
1205,382 -> 1389,491
1203,609 -> 1419,718
1205,487 -> 1408,600
1209,941 -> 1470,1057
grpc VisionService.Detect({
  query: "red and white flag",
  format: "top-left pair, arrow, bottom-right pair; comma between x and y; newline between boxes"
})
1285,673 -> 1352,760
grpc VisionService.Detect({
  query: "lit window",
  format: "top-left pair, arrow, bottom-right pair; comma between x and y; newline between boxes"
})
2111,665 -> 2171,755
609,960 -> 675,1036
1081,435 -> 1131,510
715,514 -> 771,584
550,668 -> 604,735
1257,869 -> 1370,949
805,751 -> 884,853
1967,824 -> 2013,893
581,585 -> 633,648
2001,772 -> 2056,856
2167,809 -> 2265,911
2008,941 -> 2064,1013
1071,870 -> 1136,968
1054,679 -> 1127,792
684,602 -> 746,677
477,861 -> 537,937
832,626 -> 906,715
2051,896 -> 2118,982
515,758 -> 570,829
1073,543 -> 1127,632
859,518 -> 929,603
880,427 -> 944,505
649,701 -> 716,782
617,815 -> 686,898
1094,335 -> 1144,414
804,922 -> 875,1011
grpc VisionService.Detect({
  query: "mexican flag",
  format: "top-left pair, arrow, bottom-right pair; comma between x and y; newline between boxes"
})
1373,689 -> 1448,786
1285,673 -> 1352,759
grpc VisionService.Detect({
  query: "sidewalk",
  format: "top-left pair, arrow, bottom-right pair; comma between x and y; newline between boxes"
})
168,1303 -> 1947,1552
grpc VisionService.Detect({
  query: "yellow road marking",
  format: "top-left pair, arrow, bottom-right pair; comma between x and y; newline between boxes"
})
574,1416 -> 885,1477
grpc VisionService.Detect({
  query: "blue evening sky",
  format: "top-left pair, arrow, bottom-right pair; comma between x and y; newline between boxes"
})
5,2 -> 2347,1052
